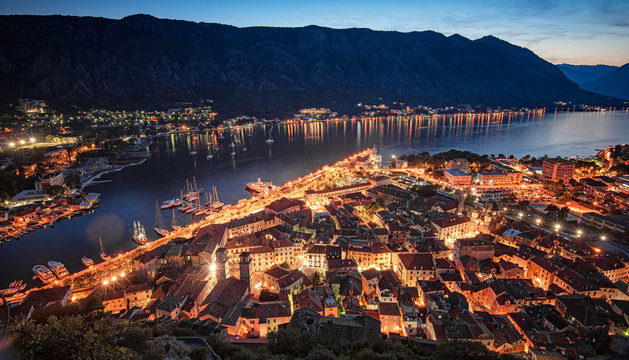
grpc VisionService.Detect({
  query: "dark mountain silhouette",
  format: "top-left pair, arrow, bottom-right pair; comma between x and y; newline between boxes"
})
557,64 -> 618,87
0,14 -> 619,117
582,64 -> 629,101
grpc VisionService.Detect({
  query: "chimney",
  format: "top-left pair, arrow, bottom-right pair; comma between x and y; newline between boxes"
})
239,252 -> 251,286
215,247 -> 227,282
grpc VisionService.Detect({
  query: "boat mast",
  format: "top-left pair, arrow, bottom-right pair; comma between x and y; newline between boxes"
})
99,237 -> 106,255
155,201 -> 166,229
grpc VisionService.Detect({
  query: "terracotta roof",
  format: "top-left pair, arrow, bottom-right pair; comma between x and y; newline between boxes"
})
432,215 -> 470,228
378,302 -> 401,317
265,197 -> 303,213
397,253 -> 434,271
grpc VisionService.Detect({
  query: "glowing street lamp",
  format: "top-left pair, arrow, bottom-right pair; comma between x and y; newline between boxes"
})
601,235 -> 606,241
8,142 -> 15,147
29,137 -> 35,143
554,224 -> 561,231
103,280 -> 109,285
19,139 -> 25,145
536,218 -> 541,225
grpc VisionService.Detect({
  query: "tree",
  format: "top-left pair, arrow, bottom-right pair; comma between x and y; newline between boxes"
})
305,348 -> 337,360
429,340 -> 501,360
12,315 -> 135,360
268,327 -> 316,358
310,271 -> 322,286
259,289 -> 279,302
279,261 -> 290,269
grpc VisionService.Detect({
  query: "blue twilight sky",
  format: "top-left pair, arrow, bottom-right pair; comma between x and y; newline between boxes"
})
1,0 -> 628,66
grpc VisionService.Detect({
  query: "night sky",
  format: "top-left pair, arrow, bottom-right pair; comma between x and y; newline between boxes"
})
1,0 -> 628,66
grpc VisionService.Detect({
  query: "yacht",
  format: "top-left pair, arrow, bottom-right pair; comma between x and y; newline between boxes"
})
246,178 -> 276,194
47,260 -> 70,279
82,256 -> 94,268
33,265 -> 55,283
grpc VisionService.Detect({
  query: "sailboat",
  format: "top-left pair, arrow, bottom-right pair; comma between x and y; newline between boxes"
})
206,186 -> 224,211
171,209 -> 181,231
133,221 -> 148,245
154,201 -> 169,237
99,237 -> 111,261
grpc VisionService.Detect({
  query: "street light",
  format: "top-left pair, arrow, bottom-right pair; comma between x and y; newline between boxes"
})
554,224 -> 561,231
601,235 -> 606,241
29,137 -> 35,143
8,142 -> 15,147
536,218 -> 541,225
19,140 -> 25,145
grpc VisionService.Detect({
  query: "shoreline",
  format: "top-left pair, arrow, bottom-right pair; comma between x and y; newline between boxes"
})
80,157 -> 148,191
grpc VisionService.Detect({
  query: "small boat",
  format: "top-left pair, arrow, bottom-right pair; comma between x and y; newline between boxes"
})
0,280 -> 26,295
189,151 -> 197,155
243,147 -> 247,151
33,265 -> 55,283
265,138 -> 274,144
161,200 -> 177,210
206,154 -> 213,160
154,201 -> 169,237
230,142 -> 236,148
99,237 -> 111,261
47,260 -> 69,279
82,256 -> 94,268
230,151 -> 236,156
171,209 -> 181,231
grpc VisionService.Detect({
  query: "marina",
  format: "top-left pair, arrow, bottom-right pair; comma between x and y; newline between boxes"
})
2,110 -> 629,287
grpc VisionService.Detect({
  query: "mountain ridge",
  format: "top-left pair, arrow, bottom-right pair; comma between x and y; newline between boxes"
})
582,63 -> 629,101
0,14 -> 620,117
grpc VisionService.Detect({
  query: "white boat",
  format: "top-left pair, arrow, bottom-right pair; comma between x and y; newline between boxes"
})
265,138 -> 274,144
99,237 -> 111,261
82,256 -> 94,268
189,151 -> 197,155
230,151 -> 236,156
161,199 -> 177,210
133,221 -> 148,245
246,178 -> 276,194
206,154 -> 213,160
33,265 -> 55,283
47,260 -> 69,278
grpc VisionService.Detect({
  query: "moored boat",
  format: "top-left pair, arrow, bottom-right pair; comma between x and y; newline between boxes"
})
33,265 -> 55,283
246,178 -> 276,194
99,237 -> 111,261
133,221 -> 148,245
47,260 -> 69,279
82,256 -> 94,268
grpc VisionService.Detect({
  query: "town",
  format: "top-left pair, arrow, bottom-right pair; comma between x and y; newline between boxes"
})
3,142 -> 629,360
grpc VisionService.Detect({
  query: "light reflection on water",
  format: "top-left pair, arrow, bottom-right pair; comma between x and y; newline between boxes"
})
1,110 -> 628,286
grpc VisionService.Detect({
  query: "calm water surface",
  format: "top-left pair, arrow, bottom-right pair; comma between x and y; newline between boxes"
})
2,110 -> 628,286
